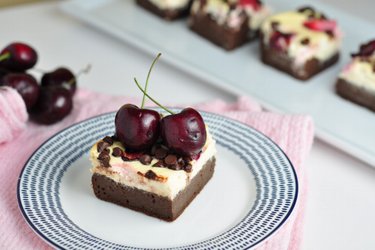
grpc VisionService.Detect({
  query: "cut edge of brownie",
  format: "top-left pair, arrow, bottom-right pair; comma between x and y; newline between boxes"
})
136,0 -> 191,21
260,33 -> 340,81
336,78 -> 375,112
189,11 -> 256,51
91,157 -> 216,221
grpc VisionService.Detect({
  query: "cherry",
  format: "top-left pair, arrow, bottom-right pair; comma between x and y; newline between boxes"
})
238,0 -> 262,10
269,31 -> 294,51
41,67 -> 76,96
31,87 -> 73,125
351,40 -> 375,57
161,108 -> 206,157
115,104 -> 161,151
0,42 -> 38,72
1,73 -> 40,110
303,19 -> 336,32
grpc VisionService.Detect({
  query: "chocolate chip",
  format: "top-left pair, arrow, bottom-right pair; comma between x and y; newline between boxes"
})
325,30 -> 335,39
271,21 -> 279,30
97,141 -> 109,153
122,155 -> 130,161
300,38 -> 310,45
103,136 -> 114,145
184,164 -> 193,173
168,164 -> 182,171
98,151 -> 110,168
298,6 -> 315,14
152,160 -> 164,168
164,154 -> 177,166
144,170 -> 157,180
111,135 -> 118,141
154,147 -> 168,159
140,154 -> 152,165
112,147 -> 123,157
177,157 -> 186,167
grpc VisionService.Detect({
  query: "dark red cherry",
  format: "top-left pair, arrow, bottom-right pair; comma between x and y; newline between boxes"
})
269,31 -> 294,51
31,87 -> 73,125
115,104 -> 161,151
1,73 -> 40,110
238,0 -> 262,10
351,40 -> 375,58
161,108 -> 206,157
0,42 -> 38,71
41,67 -> 76,96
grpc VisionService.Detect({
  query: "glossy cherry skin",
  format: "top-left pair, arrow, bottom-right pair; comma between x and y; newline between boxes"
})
115,104 -> 161,151
161,108 -> 206,157
31,87 -> 73,125
1,73 -> 40,110
41,67 -> 76,96
0,42 -> 38,71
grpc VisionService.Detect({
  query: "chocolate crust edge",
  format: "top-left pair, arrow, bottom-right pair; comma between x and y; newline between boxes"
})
136,0 -> 191,21
260,33 -> 339,81
189,11 -> 258,51
92,157 -> 216,221
336,78 -> 375,112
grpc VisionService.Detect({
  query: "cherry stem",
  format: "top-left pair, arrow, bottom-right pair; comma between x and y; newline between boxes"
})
141,53 -> 161,108
134,78 -> 174,115
0,52 -> 10,62
67,64 -> 92,85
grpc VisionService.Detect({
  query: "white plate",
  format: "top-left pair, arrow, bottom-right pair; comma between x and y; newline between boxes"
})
60,0 -> 375,167
18,111 -> 297,249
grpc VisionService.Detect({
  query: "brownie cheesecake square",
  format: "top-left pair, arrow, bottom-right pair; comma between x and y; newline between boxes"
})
89,132 -> 216,221
336,40 -> 375,111
260,6 -> 341,80
136,0 -> 193,20
188,0 -> 271,50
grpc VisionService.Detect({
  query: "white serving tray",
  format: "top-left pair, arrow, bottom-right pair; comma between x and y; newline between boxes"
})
61,0 -> 375,167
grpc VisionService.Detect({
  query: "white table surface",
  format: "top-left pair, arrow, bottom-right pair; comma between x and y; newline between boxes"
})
1,1 -> 374,249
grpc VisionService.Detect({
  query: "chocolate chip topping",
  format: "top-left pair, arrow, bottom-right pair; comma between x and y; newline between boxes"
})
112,147 -> 123,157
271,21 -> 279,30
97,141 -> 110,153
164,154 -> 177,166
154,147 -> 168,159
301,38 -> 310,45
184,164 -> 193,173
140,154 -> 152,165
144,170 -> 157,180
103,136 -> 114,145
98,150 -> 110,168
152,160 -> 164,168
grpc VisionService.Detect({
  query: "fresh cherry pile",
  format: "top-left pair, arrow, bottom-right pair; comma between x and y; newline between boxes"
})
0,42 -> 88,124
114,53 -> 207,159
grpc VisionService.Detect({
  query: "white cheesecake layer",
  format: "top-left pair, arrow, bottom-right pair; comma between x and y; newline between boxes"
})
339,56 -> 375,93
149,0 -> 191,10
90,132 -> 216,200
261,11 -> 341,67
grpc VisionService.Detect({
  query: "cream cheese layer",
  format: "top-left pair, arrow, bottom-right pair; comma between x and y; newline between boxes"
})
90,132 -> 216,200
339,56 -> 375,93
149,0 -> 191,10
261,11 -> 341,66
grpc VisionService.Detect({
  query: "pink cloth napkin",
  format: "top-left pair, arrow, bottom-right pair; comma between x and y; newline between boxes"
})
0,89 -> 314,250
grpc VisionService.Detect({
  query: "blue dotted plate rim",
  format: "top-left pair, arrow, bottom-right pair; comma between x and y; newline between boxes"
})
17,110 -> 298,250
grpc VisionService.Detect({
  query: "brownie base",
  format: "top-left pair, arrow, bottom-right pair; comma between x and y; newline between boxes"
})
336,78 -> 375,112
136,0 -> 191,21
92,157 -> 216,221
189,11 -> 256,51
260,34 -> 339,81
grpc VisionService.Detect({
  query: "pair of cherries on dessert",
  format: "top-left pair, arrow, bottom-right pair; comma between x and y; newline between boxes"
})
115,54 -> 206,157
0,42 -> 84,124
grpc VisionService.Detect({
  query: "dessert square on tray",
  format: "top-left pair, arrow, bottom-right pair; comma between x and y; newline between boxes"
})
136,0 -> 193,20
260,6 -> 341,80
189,0 -> 271,50
336,40 -> 375,111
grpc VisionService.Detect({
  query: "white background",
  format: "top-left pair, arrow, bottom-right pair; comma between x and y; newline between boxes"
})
0,1 -> 374,249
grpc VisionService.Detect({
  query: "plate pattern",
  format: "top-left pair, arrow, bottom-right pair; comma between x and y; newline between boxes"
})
18,111 -> 298,249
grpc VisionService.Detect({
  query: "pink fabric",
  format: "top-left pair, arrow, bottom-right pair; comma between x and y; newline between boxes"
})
0,86 -> 28,144
0,89 -> 314,250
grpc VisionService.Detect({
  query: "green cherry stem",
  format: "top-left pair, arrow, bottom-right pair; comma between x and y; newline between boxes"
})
141,53 -> 161,108
0,52 -> 10,62
67,64 -> 92,85
134,78 -> 175,115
